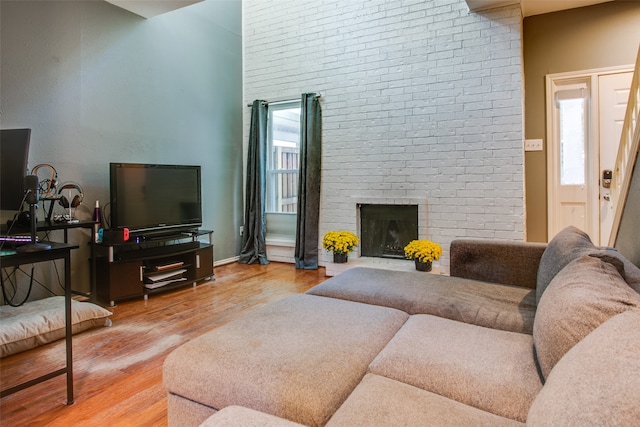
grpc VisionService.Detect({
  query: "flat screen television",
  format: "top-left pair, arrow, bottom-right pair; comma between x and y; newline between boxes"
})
109,163 -> 202,236
0,129 -> 31,211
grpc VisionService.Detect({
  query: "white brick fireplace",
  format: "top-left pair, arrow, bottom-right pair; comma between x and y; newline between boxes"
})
324,197 -> 433,277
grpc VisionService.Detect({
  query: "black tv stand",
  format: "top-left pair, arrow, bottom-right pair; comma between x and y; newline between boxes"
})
95,230 -> 214,307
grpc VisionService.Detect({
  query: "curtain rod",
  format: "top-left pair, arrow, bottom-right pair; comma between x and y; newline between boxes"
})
246,93 -> 322,107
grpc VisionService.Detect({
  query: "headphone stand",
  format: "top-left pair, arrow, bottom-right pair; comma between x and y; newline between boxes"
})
41,196 -> 61,222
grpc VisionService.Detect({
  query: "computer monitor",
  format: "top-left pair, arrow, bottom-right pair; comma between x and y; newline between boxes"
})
0,128 -> 31,211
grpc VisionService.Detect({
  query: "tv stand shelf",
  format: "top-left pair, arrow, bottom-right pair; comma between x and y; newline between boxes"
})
95,230 -> 213,307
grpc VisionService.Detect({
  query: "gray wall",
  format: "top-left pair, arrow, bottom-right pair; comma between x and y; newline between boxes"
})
1,0 -> 243,296
523,1 -> 640,242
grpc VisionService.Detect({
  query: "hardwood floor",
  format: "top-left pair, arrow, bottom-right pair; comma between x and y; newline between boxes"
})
0,262 -> 327,427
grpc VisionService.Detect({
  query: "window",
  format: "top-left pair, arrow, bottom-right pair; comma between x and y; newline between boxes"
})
556,86 -> 588,186
266,101 -> 301,213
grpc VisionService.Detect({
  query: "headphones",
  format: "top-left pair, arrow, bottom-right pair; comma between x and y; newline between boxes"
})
57,182 -> 84,209
31,163 -> 58,198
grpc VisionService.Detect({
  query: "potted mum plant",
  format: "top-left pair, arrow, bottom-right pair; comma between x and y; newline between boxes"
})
322,230 -> 359,263
404,239 -> 442,272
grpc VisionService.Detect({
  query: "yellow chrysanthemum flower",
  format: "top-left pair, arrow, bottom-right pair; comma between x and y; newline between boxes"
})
403,240 -> 442,263
322,231 -> 359,255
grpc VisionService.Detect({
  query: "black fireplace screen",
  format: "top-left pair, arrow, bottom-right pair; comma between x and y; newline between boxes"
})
360,204 -> 418,259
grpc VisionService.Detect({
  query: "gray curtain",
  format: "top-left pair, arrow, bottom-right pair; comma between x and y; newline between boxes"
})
239,100 -> 270,265
295,93 -> 322,269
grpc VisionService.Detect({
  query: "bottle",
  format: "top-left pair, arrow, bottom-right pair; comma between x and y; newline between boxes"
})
93,200 -> 103,242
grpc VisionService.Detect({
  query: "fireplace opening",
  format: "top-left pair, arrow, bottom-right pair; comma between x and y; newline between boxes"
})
359,204 -> 418,259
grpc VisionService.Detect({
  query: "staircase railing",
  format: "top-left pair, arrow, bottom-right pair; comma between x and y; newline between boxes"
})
608,44 -> 640,246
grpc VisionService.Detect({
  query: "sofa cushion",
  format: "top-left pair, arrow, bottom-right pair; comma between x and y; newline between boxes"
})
368,314 -> 542,422
200,406 -> 306,427
307,267 -> 536,334
527,309 -> 640,425
168,393 -> 218,427
533,255 -> 640,380
326,374 -> 524,427
619,254 -> 640,293
535,226 -> 637,302
536,226 -> 596,302
450,239 -> 547,289
163,294 -> 408,427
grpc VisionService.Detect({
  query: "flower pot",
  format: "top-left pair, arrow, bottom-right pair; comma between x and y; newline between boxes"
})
414,259 -> 432,272
333,253 -> 348,264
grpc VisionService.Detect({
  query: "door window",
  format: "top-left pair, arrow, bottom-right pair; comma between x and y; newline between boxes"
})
557,93 -> 587,186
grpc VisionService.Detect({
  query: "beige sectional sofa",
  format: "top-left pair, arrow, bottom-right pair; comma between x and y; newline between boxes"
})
163,227 -> 640,426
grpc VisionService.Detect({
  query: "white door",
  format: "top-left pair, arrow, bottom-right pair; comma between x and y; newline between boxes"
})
598,72 -> 633,245
546,68 -> 632,244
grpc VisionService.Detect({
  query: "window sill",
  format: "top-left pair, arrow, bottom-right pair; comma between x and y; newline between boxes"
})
265,235 -> 295,247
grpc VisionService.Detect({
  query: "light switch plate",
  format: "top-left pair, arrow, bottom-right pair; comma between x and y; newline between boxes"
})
524,139 -> 543,151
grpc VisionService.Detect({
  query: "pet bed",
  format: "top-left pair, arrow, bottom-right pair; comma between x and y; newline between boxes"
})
0,296 -> 112,357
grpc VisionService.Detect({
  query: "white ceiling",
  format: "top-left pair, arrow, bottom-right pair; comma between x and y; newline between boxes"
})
104,0 -> 203,19
106,0 -> 616,20
466,0 -> 615,17
522,0 -> 615,17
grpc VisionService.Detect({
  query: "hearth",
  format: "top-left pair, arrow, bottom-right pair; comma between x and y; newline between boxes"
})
359,204 -> 418,259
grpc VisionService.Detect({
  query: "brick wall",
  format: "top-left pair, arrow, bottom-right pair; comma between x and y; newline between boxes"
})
243,0 -> 524,270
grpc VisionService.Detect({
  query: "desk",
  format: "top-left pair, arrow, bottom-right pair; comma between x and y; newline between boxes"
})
0,242 -> 78,404
36,220 -> 96,243
2,220 -> 97,298
1,219 -> 96,239
38,220 -> 97,299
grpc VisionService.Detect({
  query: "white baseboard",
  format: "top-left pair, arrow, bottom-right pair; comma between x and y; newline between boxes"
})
214,256 -> 239,267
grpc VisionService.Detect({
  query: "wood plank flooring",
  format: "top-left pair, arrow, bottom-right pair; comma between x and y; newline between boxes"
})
0,262 -> 327,427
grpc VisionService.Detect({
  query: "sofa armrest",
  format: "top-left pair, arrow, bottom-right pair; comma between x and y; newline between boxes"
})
450,239 -> 547,289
